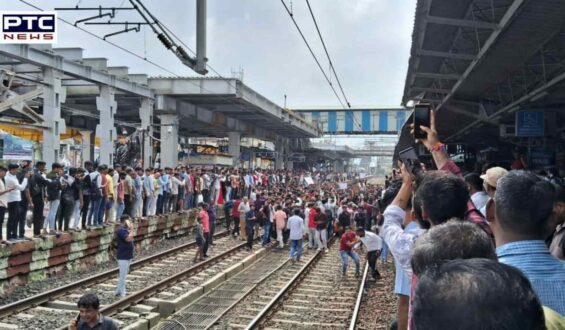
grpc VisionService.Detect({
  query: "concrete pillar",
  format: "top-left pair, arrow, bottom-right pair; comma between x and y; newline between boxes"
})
275,138 -> 285,170
79,130 -> 93,163
334,159 -> 345,173
140,98 -> 154,168
95,86 -> 117,166
41,68 -> 66,167
160,114 -> 179,168
228,131 -> 241,168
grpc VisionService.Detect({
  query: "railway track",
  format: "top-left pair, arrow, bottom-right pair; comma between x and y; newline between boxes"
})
157,241 -> 368,330
246,245 -> 368,330
0,230 -> 258,330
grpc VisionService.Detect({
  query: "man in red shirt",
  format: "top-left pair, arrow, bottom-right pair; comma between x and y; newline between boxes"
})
339,226 -> 360,277
199,203 -> 210,258
231,198 -> 241,237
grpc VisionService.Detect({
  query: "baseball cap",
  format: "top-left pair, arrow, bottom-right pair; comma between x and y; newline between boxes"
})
480,167 -> 508,188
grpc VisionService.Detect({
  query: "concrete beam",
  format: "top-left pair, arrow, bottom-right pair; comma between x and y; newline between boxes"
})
426,15 -> 498,30
0,44 -> 153,98
413,72 -> 462,80
417,49 -> 476,61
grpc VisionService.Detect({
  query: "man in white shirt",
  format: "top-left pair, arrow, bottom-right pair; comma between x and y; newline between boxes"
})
356,228 -> 383,280
0,166 -> 15,243
5,164 -> 29,242
464,173 -> 489,215
287,209 -> 304,262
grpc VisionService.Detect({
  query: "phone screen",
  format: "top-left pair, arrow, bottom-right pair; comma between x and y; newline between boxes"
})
398,147 -> 420,175
413,104 -> 430,139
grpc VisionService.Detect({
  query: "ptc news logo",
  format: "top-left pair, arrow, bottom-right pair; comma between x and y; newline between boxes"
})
0,11 -> 57,44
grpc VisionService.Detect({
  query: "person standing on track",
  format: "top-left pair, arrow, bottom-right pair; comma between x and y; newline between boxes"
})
115,215 -> 134,298
340,226 -> 361,278
274,205 -> 287,249
199,203 -> 210,258
288,208 -> 304,263
238,197 -> 250,241
245,204 -> 257,251
356,228 -> 383,281
193,216 -> 204,262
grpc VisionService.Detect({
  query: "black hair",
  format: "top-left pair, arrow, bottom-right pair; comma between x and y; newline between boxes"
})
411,221 -> 496,277
276,205 -> 283,211
464,173 -> 483,192
0,166 -> 7,172
68,167 -> 77,176
495,170 -> 555,236
293,208 -> 301,215
381,180 -> 402,210
415,171 -> 468,226
84,161 -> 93,167
35,161 -> 46,167
120,214 -> 131,223
551,182 -> 565,203
413,259 -> 545,330
8,163 -> 19,170
77,293 -> 100,310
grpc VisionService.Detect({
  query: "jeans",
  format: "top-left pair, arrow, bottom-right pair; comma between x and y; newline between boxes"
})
57,198 -> 74,231
367,250 -> 381,279
81,194 -> 90,229
340,250 -> 360,274
116,259 -> 131,297
202,233 -> 209,256
262,222 -> 271,246
132,196 -> 141,218
17,199 -> 28,238
308,228 -> 316,248
87,198 -> 102,227
290,239 -> 303,261
246,224 -> 254,249
156,194 -> 164,215
32,194 -> 44,236
315,228 -> 328,250
0,206 -> 5,240
380,242 -> 389,263
209,219 -> 216,245
116,202 -> 125,222
97,198 -> 106,225
225,186 -> 232,202
44,199 -> 60,231
7,201 -> 20,239
71,200 -> 81,229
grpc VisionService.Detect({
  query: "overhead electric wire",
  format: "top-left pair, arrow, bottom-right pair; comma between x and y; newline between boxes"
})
279,0 -> 346,109
305,0 -> 351,109
16,0 -> 318,137
304,0 -> 362,130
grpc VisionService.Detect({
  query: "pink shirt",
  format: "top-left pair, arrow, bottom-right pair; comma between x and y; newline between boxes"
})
274,210 -> 287,230
200,209 -> 210,233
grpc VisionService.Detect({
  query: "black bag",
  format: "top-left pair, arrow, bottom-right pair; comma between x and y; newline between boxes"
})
89,174 -> 102,200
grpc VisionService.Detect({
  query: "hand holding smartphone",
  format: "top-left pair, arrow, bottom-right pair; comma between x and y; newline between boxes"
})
413,103 -> 431,139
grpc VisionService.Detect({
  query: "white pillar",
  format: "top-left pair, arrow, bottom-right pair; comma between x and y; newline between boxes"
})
140,98 -> 154,168
160,114 -> 178,168
41,68 -> 66,168
95,86 -> 116,166
79,130 -> 93,163
228,131 -> 241,168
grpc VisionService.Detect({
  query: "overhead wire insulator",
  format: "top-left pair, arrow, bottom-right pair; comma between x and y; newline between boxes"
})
176,46 -> 196,66
157,33 -> 173,49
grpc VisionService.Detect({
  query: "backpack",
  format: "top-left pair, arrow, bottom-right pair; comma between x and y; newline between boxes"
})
89,174 -> 102,200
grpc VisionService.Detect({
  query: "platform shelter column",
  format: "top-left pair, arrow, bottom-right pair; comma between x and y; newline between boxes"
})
41,67 -> 66,168
140,98 -> 154,168
95,86 -> 117,166
160,113 -> 179,169
228,131 -> 241,168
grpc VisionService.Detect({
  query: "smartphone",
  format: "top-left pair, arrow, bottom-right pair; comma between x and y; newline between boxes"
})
413,104 -> 431,139
398,147 -> 420,176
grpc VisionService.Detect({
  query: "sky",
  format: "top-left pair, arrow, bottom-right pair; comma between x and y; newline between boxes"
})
4,0 -> 416,109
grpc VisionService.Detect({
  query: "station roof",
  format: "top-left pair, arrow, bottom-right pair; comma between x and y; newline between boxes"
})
400,0 -> 565,151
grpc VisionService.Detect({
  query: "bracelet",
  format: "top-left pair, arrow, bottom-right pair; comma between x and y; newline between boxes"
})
429,143 -> 445,153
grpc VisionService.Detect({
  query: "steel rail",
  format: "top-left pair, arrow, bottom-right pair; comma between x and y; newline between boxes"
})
244,248 -> 324,330
0,218 -> 227,319
348,261 -> 369,330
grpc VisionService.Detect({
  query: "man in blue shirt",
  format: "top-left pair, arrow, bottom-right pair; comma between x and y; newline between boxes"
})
493,171 -> 565,315
115,215 -> 134,297
245,204 -> 257,251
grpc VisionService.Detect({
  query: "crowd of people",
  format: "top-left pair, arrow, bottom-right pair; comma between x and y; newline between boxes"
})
380,110 -> 565,329
0,161 -> 358,243
3,113 -> 565,330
